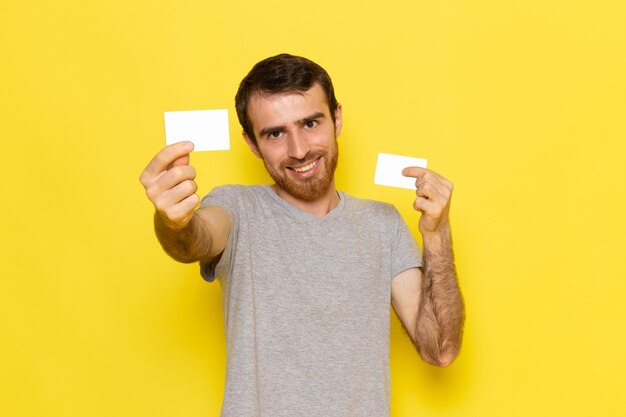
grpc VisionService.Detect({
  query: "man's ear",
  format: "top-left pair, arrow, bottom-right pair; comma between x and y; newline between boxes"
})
242,131 -> 262,159
334,104 -> 343,138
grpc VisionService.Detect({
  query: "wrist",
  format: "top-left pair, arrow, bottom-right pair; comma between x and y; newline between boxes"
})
154,210 -> 191,234
153,211 -> 200,263
421,222 -> 451,243
155,210 -> 192,232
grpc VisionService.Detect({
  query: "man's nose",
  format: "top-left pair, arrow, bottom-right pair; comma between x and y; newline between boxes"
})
287,131 -> 310,160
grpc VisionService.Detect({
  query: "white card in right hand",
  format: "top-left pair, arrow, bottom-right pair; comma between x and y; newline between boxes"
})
164,109 -> 230,152
374,153 -> 428,190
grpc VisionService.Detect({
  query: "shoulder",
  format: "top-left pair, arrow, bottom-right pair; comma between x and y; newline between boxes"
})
200,184 -> 267,208
207,184 -> 261,196
342,192 -> 401,221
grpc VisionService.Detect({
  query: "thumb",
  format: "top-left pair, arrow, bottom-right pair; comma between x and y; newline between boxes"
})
171,154 -> 191,167
402,166 -> 427,178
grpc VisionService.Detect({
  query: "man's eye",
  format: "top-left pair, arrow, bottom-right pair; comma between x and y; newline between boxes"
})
305,120 -> 318,129
269,130 -> 281,139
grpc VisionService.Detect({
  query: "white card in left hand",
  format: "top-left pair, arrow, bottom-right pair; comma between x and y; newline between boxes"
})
164,109 -> 230,151
374,153 -> 428,190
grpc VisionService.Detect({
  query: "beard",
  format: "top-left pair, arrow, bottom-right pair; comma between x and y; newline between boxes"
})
262,139 -> 338,202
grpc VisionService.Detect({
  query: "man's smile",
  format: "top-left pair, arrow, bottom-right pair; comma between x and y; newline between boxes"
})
286,156 -> 322,177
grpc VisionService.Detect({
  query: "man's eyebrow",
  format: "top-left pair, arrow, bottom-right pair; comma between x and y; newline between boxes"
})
258,112 -> 326,137
259,124 -> 285,138
301,112 -> 325,123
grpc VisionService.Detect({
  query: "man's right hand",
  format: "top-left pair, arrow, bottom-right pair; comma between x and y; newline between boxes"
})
139,141 -> 199,230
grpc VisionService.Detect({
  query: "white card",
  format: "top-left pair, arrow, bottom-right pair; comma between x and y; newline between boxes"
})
374,153 -> 428,190
164,109 -> 230,151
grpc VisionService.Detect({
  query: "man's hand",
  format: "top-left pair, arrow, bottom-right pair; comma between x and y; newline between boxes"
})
139,141 -> 199,229
402,167 -> 453,235
393,166 -> 463,367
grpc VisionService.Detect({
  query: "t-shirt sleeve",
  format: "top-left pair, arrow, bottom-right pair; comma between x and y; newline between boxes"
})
389,206 -> 423,278
198,185 -> 239,283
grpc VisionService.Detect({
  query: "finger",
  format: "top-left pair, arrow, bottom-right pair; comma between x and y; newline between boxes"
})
143,141 -> 194,179
160,165 -> 196,190
402,166 -> 428,179
153,179 -> 198,213
175,193 -> 201,220
431,174 -> 453,194
432,175 -> 452,194
146,165 -> 196,201
172,154 -> 190,167
416,180 -> 446,203
161,193 -> 201,226
415,180 -> 432,198
405,167 -> 454,193
415,173 -> 448,195
413,196 -> 438,214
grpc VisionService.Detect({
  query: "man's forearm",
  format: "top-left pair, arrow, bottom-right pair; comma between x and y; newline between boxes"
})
154,211 -> 213,264
414,225 -> 465,366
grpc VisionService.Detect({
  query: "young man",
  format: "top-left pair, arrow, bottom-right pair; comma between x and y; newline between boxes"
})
140,54 -> 464,417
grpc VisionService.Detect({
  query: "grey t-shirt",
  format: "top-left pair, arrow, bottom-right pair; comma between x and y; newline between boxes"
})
200,185 -> 422,417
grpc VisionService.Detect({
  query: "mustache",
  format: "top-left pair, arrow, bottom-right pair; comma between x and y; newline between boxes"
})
280,151 -> 325,169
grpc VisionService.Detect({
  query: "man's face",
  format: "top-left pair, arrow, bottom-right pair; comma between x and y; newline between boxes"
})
243,83 -> 343,202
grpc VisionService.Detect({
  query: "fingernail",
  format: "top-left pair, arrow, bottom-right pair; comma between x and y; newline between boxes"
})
402,168 -> 408,175
185,141 -> 194,151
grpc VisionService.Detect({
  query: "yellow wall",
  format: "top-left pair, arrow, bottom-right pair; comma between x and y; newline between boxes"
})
2,1 -> 625,415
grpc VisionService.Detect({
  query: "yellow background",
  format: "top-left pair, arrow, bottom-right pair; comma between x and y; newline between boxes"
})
2,0 -> 625,415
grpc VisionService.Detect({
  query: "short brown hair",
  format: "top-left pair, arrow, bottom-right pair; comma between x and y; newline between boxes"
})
235,54 -> 339,145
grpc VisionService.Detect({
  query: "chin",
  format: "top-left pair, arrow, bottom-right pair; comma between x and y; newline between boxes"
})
266,141 -> 339,201
278,175 -> 332,201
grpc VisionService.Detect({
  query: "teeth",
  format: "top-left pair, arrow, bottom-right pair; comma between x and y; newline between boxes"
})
293,160 -> 317,172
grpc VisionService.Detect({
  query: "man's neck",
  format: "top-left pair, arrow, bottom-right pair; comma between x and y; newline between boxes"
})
271,182 -> 340,218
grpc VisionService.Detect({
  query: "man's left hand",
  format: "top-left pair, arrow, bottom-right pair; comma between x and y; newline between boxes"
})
402,167 -> 454,235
